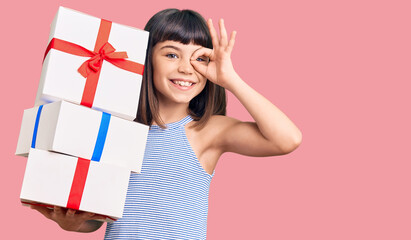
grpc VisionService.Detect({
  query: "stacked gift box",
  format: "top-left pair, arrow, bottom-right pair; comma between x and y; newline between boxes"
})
15,6 -> 150,222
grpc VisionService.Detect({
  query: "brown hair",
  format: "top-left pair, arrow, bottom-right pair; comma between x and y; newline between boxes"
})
136,8 -> 226,129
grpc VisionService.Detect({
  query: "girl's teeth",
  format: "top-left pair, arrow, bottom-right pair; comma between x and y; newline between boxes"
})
174,81 -> 193,87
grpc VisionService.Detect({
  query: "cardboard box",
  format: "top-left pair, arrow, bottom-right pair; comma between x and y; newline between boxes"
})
36,6 -> 149,120
16,100 -> 148,173
21,148 -> 130,222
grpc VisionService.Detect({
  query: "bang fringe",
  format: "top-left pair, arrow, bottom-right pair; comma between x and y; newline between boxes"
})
154,11 -> 211,48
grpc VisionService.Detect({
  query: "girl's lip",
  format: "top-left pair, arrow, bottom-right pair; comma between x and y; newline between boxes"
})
169,79 -> 196,90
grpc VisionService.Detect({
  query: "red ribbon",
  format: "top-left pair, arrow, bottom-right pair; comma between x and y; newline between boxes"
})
66,157 -> 90,210
43,19 -> 145,108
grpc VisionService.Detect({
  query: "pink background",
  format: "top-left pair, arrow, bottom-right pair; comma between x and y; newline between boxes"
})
1,0 -> 410,239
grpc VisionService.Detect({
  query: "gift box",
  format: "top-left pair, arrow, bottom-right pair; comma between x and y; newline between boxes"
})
16,100 -> 148,173
20,148 -> 130,222
35,6 -> 149,120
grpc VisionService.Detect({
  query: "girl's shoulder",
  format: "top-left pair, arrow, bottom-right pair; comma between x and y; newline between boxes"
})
207,114 -> 241,130
189,114 -> 241,141
185,115 -> 241,164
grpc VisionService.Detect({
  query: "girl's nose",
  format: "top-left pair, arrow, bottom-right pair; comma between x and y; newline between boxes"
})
178,59 -> 194,74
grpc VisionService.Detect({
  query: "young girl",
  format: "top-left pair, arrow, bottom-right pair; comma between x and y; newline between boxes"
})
31,8 -> 302,239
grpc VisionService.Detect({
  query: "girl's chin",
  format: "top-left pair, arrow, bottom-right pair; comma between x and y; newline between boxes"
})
158,88 -> 202,105
173,97 -> 194,104
159,95 -> 194,105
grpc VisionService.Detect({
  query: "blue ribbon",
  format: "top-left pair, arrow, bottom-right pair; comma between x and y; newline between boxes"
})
30,105 -> 110,161
31,105 -> 44,148
91,112 -> 111,162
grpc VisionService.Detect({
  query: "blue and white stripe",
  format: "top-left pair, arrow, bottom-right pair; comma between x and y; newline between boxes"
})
105,115 -> 214,240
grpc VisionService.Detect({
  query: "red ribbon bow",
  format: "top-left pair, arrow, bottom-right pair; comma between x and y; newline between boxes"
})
78,42 -> 129,78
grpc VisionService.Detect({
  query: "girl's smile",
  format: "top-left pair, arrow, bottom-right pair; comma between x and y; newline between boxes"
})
152,40 -> 208,105
169,78 -> 196,90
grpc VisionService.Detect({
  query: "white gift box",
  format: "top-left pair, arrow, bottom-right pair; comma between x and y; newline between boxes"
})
21,148 -> 130,221
35,6 -> 149,120
16,100 -> 148,173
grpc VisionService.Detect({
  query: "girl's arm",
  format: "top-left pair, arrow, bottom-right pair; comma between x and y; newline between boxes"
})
219,76 -> 301,156
191,19 -> 302,156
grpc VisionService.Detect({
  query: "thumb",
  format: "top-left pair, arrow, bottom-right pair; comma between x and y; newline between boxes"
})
30,205 -> 53,219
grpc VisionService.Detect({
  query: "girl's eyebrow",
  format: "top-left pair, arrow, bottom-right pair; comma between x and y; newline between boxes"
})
160,45 -> 181,51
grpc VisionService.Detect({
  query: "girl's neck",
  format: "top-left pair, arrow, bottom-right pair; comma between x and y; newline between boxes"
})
157,101 -> 190,124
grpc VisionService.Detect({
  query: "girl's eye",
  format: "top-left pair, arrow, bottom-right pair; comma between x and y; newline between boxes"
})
196,57 -> 209,63
166,53 -> 178,59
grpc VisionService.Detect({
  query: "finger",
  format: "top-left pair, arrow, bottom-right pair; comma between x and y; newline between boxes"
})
30,205 -> 53,219
226,31 -> 237,53
90,214 -> 109,221
53,206 -> 63,216
66,209 -> 76,216
219,19 -> 228,46
191,47 -> 213,61
190,60 -> 209,78
207,19 -> 219,49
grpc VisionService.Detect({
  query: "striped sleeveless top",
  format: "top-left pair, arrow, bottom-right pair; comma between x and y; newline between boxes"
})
104,115 -> 214,240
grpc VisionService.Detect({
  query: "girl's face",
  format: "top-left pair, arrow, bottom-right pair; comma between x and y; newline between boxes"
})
152,40 -> 209,106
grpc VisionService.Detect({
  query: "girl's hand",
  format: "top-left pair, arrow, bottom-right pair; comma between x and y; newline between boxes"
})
30,205 -> 106,232
190,19 -> 239,90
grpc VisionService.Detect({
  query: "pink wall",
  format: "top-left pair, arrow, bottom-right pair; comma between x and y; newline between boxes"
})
1,0 -> 410,239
